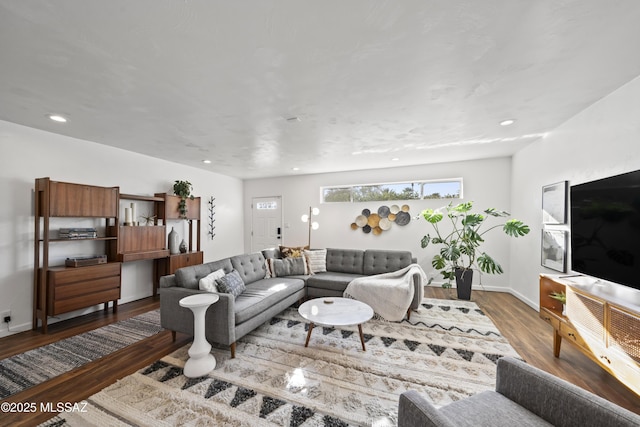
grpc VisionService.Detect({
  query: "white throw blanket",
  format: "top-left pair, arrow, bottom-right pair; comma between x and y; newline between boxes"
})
343,264 -> 427,321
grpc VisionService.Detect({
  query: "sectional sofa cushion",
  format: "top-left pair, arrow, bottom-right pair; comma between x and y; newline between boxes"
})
234,277 -> 305,324
363,249 -> 413,275
230,253 -> 268,285
175,258 -> 233,289
325,248 -> 365,274
306,271 -> 363,292
199,268 -> 225,292
216,270 -> 246,298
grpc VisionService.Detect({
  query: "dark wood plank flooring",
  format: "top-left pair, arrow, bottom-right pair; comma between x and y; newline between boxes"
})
1,290 -> 639,427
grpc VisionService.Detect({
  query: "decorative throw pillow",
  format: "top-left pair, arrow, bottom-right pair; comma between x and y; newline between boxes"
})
198,268 -> 226,292
279,245 -> 308,258
304,249 -> 327,274
215,270 -> 246,298
264,258 -> 273,278
268,257 -> 307,277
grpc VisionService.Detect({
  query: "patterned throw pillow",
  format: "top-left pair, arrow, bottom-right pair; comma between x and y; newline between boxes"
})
215,270 -> 246,298
198,268 -> 226,292
279,245 -> 308,258
268,257 -> 308,277
304,249 -> 327,274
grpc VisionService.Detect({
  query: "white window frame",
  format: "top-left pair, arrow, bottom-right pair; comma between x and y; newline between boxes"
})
321,178 -> 463,203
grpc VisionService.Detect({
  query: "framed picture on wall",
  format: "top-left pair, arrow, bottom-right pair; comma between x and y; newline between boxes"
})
542,181 -> 568,224
541,229 -> 567,272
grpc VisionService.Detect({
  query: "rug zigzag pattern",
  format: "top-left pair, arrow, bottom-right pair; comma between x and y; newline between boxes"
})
0,310 -> 162,399
42,298 -> 520,427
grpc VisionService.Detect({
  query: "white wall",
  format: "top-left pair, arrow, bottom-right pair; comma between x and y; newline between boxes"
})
244,157 -> 527,290
0,120 -> 244,337
510,75 -> 640,309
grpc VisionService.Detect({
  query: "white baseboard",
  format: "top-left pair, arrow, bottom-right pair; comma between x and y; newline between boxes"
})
424,283 -> 540,311
0,293 -> 154,338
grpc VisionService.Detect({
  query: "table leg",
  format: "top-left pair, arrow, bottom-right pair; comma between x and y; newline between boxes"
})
358,324 -> 366,351
304,322 -> 315,347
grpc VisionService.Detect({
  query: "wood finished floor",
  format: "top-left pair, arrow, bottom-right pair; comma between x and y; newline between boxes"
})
1,289 -> 639,427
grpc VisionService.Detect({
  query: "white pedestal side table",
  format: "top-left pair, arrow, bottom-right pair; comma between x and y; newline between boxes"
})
179,293 -> 219,378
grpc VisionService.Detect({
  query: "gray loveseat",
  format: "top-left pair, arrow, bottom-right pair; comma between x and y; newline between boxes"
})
398,356 -> 640,427
160,248 -> 420,358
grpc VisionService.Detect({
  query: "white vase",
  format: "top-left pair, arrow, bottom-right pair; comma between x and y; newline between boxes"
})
168,227 -> 179,254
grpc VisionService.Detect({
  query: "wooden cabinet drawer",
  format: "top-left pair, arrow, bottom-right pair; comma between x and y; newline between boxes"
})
48,263 -> 121,285
53,288 -> 120,315
168,251 -> 203,272
539,308 -> 560,329
54,275 -> 120,300
559,323 -> 589,351
47,263 -> 121,315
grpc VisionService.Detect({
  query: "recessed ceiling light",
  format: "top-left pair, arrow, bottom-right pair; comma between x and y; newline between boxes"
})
48,114 -> 67,123
292,167 -> 300,171
391,157 -> 400,161
202,160 -> 211,164
500,119 -> 515,126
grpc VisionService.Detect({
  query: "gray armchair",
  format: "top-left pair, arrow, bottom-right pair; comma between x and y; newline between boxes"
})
398,357 -> 640,427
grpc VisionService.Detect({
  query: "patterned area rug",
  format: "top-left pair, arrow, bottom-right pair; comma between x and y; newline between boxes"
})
42,298 -> 520,426
0,310 -> 162,399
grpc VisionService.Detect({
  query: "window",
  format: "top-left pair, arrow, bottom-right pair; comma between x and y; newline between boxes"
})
256,201 -> 278,210
322,179 -> 462,203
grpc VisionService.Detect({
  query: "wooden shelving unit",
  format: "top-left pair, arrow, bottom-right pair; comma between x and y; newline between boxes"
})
153,193 -> 203,285
107,193 -> 169,263
539,274 -> 640,396
33,182 -> 206,331
33,178 -> 122,333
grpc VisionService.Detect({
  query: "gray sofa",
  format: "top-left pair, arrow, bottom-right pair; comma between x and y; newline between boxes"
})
159,248 -> 420,358
398,356 -> 640,427
159,252 -> 306,358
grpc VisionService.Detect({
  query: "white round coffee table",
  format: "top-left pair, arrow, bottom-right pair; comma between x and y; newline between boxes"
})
179,293 -> 219,377
298,297 -> 374,351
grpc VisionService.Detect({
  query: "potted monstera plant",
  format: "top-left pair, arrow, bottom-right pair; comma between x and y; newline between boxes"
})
420,201 -> 530,300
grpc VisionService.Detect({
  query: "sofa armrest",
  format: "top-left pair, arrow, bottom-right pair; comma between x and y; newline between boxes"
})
398,390 -> 457,427
496,357 -> 640,427
159,274 -> 177,288
409,271 -> 425,311
159,287 -> 236,346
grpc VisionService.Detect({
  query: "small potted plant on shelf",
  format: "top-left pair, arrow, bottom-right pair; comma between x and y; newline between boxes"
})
549,291 -> 567,315
420,201 -> 530,300
173,180 -> 194,219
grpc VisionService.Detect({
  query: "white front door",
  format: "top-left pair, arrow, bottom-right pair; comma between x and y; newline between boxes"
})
251,196 -> 282,252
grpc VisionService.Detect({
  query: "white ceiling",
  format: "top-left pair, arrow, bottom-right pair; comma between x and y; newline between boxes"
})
2,1 -> 640,179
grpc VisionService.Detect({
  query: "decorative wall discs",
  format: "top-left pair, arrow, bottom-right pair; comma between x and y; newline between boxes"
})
351,204 -> 411,235
377,205 -> 390,218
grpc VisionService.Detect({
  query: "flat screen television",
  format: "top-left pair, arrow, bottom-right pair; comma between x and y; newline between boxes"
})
570,169 -> 640,291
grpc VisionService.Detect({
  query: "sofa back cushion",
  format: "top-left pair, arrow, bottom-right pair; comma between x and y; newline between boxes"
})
175,258 -> 233,289
363,249 -> 413,275
231,252 -> 267,285
325,248 -> 364,274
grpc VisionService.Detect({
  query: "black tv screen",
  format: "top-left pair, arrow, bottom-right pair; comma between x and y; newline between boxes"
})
570,169 -> 640,291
